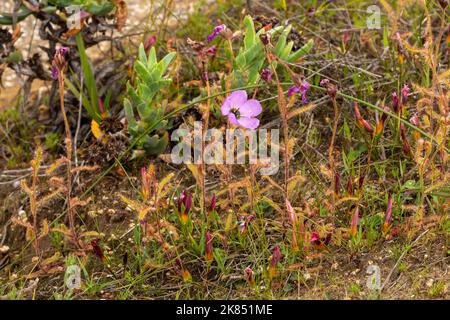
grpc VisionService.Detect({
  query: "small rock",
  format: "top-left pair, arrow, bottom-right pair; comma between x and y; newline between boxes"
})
18,209 -> 27,220
0,245 -> 9,254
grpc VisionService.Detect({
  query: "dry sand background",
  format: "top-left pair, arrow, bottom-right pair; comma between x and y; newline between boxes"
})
0,0 -> 196,108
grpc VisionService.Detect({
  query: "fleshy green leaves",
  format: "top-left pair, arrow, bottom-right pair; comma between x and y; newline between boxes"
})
232,16 -> 314,86
124,44 -> 176,155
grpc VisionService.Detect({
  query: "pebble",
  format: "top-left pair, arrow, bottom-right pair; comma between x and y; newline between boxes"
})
0,245 -> 9,254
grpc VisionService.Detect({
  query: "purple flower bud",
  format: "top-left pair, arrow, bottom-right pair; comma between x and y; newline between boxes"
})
287,86 -> 300,97
207,194 -> 216,213
51,47 -> 69,81
401,84 -> 410,104
380,106 -> 390,124
300,81 -> 310,102
201,71 -> 209,83
244,266 -> 255,285
392,92 -> 399,113
260,68 -> 272,82
271,246 -> 281,267
144,35 -> 157,52
51,66 -> 58,80
207,24 -> 226,42
245,266 -> 253,278
177,191 -> 192,217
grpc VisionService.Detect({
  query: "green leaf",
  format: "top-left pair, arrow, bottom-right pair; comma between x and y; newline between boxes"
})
138,43 -> 147,65
213,248 -> 226,273
287,39 -> 314,63
274,25 -> 291,57
124,98 -> 137,127
243,15 -> 256,49
75,33 -> 101,122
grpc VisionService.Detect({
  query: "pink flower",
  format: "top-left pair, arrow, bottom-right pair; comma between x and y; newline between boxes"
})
221,90 -> 262,129
207,24 -> 226,42
245,266 -> 255,286
287,86 -> 300,96
288,81 -> 310,102
144,35 -> 157,52
311,231 -> 320,243
401,84 -> 410,104
271,246 -> 281,266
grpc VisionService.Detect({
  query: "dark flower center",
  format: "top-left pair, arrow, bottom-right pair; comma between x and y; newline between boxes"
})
231,107 -> 241,119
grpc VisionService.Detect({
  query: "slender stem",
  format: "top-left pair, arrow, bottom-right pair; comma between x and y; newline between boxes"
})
329,97 -> 339,204
58,74 -> 76,241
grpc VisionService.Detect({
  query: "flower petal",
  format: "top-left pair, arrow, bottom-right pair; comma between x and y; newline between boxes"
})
240,99 -> 262,117
237,117 -> 260,129
221,90 -> 247,115
287,86 -> 300,97
228,113 -> 239,126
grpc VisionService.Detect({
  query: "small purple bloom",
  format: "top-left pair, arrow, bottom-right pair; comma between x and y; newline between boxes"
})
288,81 -> 310,102
320,79 -> 330,86
51,66 -> 58,80
51,47 -> 69,81
401,84 -> 410,104
207,24 -> 226,42
261,68 -> 272,82
221,90 -> 262,130
201,71 -> 209,83
58,47 -> 69,57
287,86 -> 300,97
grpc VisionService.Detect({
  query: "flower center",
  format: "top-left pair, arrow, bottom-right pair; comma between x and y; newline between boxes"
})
231,107 -> 241,119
